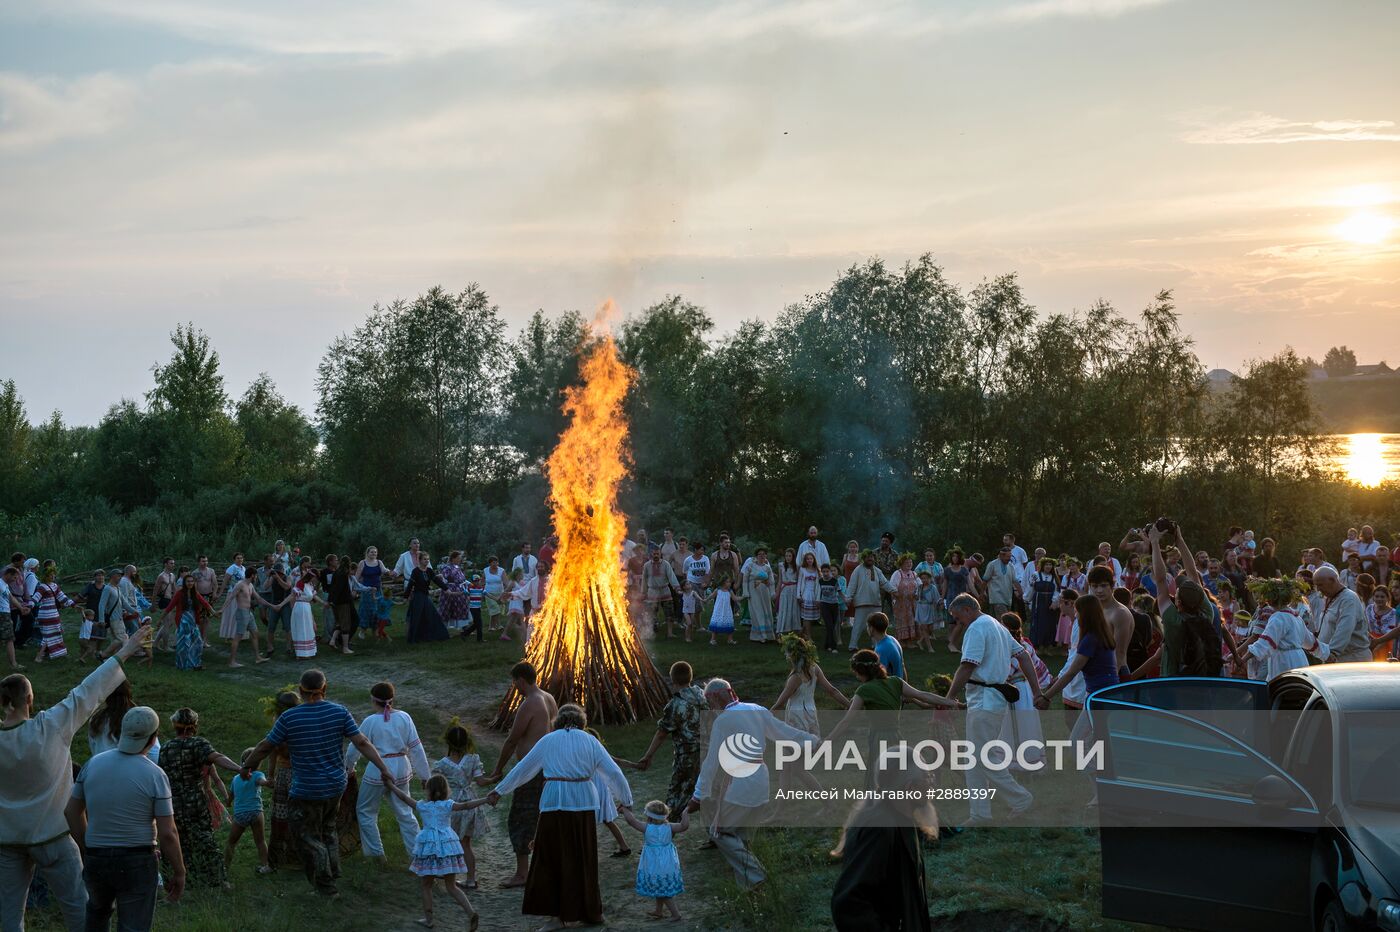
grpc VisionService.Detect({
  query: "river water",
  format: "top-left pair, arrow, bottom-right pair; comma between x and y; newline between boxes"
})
1335,433 -> 1400,486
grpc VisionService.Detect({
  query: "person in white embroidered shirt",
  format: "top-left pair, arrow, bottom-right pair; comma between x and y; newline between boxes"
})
344,682 -> 431,861
946,594 -> 1041,826
486,704 -> 632,930
1312,567 -> 1373,663
0,621 -> 152,932
686,678 -> 816,891
796,527 -> 830,573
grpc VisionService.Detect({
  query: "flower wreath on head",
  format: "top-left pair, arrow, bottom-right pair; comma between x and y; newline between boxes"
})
779,632 -> 816,667
1246,575 -> 1306,606
260,683 -> 301,722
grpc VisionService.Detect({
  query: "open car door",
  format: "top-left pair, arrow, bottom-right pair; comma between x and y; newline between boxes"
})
1088,683 -> 1318,932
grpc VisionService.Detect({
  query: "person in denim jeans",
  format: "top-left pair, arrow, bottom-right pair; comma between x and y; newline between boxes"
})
64,706 -> 186,932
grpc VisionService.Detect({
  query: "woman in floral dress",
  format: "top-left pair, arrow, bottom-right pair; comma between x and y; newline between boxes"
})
262,689 -> 302,869
158,708 -> 242,888
439,551 -> 471,632
796,552 -> 822,642
888,555 -> 920,642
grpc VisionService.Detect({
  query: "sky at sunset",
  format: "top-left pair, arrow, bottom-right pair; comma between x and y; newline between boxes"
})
2,0 -> 1398,424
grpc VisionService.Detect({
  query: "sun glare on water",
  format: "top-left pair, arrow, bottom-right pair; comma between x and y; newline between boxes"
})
1344,433 -> 1387,487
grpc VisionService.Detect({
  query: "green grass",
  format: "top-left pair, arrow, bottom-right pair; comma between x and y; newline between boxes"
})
17,609 -> 1160,931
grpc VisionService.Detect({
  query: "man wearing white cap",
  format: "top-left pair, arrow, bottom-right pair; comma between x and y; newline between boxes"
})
0,621 -> 151,932
65,707 -> 187,931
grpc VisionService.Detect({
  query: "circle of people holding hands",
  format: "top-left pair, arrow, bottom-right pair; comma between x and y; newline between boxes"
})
1,520 -> 1396,932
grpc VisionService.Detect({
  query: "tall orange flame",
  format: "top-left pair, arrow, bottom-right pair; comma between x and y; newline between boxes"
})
495,305 -> 669,726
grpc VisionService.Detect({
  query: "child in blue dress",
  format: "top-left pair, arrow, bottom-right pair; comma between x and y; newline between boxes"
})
619,799 -> 689,921
386,774 -> 484,930
707,577 -> 736,646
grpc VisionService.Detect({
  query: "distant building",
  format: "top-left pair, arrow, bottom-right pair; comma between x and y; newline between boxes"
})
1309,367 -> 1328,380
1351,362 -> 1393,377
1205,368 -> 1235,384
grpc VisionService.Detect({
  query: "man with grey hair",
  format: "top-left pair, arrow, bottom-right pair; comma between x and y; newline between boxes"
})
1311,566 -> 1372,663
687,678 -> 815,889
946,594 -> 1042,826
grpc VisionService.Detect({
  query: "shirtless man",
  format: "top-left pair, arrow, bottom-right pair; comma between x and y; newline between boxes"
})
191,556 -> 219,646
480,660 -> 557,887
153,558 -> 178,613
1085,565 -> 1135,681
226,574 -> 274,668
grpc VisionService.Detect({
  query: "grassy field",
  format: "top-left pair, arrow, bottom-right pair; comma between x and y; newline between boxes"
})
17,606 -> 1159,931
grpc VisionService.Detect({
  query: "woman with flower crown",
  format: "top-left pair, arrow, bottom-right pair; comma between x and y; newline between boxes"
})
1243,577 -> 1328,680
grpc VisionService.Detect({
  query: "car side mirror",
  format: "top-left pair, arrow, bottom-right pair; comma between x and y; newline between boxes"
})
1252,774 -> 1299,810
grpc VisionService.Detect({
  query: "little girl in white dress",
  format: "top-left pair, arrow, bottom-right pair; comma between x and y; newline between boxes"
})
431,721 -> 488,889
387,774 -> 485,930
707,578 -> 736,646
619,799 -> 689,922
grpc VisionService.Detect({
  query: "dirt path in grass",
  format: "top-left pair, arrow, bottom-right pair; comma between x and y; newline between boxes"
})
303,650 -> 706,931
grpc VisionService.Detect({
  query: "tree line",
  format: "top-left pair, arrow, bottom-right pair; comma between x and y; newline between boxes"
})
2,256 -> 1391,574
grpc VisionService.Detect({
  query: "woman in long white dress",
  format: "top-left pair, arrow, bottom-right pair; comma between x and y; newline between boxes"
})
289,570 -> 325,659
770,635 -> 848,792
1244,576 -> 1328,680
770,634 -> 849,734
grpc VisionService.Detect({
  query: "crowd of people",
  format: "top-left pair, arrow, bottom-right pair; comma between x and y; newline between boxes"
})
0,518 -> 1396,931
3,521 -> 1396,678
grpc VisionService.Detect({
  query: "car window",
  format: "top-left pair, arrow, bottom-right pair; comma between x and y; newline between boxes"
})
1101,705 -> 1292,800
1092,680 -> 1268,749
1268,686 -> 1315,765
1344,711 -> 1400,810
1283,697 -> 1332,803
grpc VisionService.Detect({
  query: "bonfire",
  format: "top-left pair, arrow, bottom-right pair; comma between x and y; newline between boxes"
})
494,311 -> 670,726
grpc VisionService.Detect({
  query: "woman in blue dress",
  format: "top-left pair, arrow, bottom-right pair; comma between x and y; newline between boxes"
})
1026,556 -> 1061,648
354,546 -> 385,637
942,550 -> 971,609
163,574 -> 214,671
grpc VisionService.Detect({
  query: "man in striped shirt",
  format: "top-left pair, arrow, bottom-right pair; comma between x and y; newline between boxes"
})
241,669 -> 392,897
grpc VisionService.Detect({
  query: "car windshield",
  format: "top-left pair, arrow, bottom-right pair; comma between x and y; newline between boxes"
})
1345,712 -> 1400,810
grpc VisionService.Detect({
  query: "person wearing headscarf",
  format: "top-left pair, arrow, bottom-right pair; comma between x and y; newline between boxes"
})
344,682 -> 431,861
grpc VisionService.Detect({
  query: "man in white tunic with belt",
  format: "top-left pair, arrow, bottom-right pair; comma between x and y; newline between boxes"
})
487,703 -> 632,931
344,681 -> 431,860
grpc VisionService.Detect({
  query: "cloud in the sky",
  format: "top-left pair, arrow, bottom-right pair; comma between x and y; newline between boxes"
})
1182,112 -> 1400,145
25,0 -> 1182,59
0,71 -> 135,150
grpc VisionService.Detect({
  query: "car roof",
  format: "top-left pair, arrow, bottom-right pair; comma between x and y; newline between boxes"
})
1270,663 -> 1400,710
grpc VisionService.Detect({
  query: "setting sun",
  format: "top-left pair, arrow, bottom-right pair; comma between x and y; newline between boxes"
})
1335,210 -> 1396,245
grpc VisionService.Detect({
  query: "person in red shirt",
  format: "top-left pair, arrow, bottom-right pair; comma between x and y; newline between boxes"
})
537,536 -> 557,575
